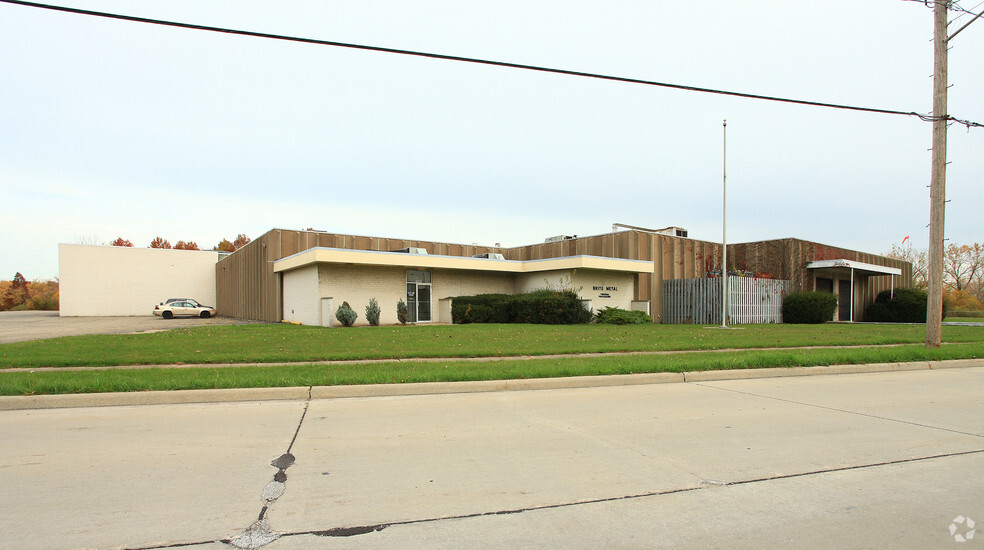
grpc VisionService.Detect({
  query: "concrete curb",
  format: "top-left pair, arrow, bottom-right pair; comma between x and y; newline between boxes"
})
2,358 -> 981,411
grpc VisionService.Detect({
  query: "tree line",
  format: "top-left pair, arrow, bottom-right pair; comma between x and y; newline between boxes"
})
887,242 -> 984,311
0,273 -> 59,311
109,233 -> 251,252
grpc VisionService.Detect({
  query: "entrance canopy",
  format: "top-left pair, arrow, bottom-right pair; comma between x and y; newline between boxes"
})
805,259 -> 901,277
806,259 -> 901,322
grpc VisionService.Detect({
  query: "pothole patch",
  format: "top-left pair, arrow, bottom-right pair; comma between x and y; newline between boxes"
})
228,518 -> 279,549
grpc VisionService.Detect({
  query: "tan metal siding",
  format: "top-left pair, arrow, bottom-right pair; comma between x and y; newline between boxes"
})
216,228 -> 911,324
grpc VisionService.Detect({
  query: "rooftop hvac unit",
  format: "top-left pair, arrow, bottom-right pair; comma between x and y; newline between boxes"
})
544,235 -> 576,243
472,253 -> 505,260
392,247 -> 429,255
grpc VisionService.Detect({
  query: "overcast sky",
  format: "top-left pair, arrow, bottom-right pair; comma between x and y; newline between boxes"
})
1,0 -> 982,280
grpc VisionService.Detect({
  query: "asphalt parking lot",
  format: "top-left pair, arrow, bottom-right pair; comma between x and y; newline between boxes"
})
0,310 -> 262,343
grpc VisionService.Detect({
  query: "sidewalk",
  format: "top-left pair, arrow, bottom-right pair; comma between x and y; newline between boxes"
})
2,357 -> 982,411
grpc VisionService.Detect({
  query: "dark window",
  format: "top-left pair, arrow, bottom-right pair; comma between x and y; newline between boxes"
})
816,277 -> 834,293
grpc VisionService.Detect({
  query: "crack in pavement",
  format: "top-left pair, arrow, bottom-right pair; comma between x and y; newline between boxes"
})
120,446 -> 984,549
223,396 -> 311,550
692,383 -> 984,439
238,448 -> 984,544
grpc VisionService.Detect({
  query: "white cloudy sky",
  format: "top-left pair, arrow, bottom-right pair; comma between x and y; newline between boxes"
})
1,0 -> 982,280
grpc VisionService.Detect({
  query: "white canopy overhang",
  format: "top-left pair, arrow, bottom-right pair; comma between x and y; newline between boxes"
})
806,259 -> 901,322
805,259 -> 901,276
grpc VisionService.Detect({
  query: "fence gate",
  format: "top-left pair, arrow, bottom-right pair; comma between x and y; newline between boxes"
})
662,277 -> 790,324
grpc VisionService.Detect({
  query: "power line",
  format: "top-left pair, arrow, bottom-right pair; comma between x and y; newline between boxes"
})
2,0 -> 982,129
901,0 -> 980,17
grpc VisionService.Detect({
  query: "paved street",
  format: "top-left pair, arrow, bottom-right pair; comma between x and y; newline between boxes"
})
1,367 -> 982,549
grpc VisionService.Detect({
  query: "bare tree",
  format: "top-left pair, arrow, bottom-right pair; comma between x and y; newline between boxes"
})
943,243 -> 984,292
73,233 -> 99,245
886,243 -> 928,290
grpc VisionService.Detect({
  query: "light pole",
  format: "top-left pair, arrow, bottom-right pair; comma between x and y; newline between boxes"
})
722,119 -> 728,328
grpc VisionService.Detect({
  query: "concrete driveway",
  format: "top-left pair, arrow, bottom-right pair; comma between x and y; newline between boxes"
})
0,310 -> 261,343
0,366 -> 981,549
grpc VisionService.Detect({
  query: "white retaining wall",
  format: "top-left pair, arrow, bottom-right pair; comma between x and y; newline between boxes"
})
59,244 -> 219,316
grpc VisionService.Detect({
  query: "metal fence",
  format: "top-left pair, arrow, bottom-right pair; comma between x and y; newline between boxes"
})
662,276 -> 791,324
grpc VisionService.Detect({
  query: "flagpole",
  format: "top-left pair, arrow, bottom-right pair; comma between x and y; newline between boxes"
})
721,119 -> 728,328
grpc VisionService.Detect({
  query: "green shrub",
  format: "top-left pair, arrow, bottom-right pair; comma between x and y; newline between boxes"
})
594,306 -> 653,325
451,294 -> 515,324
782,291 -> 838,324
865,288 -> 943,323
365,298 -> 381,326
396,299 -> 408,325
513,289 -> 592,324
451,290 -> 591,325
335,301 -> 358,327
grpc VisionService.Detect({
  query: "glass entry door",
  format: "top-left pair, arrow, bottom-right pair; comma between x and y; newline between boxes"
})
406,270 -> 432,323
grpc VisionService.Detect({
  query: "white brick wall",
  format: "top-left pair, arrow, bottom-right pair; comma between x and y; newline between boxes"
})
319,265 -> 405,326
282,265 -> 320,325
515,269 -> 636,312
58,244 -> 218,316
572,270 -> 636,312
295,264 -> 639,326
317,265 -> 515,325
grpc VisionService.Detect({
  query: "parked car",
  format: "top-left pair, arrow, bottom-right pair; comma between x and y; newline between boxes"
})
153,300 -> 216,319
159,298 -> 203,307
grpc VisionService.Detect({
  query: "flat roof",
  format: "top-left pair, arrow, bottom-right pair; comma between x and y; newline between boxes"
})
806,259 -> 901,276
274,247 -> 654,274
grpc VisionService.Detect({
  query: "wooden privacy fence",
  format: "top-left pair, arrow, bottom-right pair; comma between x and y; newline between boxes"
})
662,277 -> 791,324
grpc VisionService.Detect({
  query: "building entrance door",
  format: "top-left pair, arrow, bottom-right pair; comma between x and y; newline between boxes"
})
838,279 -> 852,321
406,270 -> 432,323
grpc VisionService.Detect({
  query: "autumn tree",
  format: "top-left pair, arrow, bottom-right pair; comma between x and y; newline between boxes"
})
944,289 -> 983,312
174,240 -> 200,250
214,239 -> 235,252
1,273 -> 30,311
25,279 -> 59,310
110,237 -> 134,247
0,280 -> 11,310
149,237 -> 172,249
232,233 -> 251,250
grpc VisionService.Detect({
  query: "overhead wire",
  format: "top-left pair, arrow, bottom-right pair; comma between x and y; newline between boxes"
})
1,0 -> 981,129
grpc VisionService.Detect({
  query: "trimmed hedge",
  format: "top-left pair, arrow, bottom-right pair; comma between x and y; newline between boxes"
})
594,307 -> 653,325
865,287 -> 944,323
782,291 -> 838,324
452,290 -> 591,325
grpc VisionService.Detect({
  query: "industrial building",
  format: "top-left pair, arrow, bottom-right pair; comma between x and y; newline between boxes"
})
59,225 -> 911,324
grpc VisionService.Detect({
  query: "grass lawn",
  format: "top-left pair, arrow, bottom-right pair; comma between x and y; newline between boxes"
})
1,322 -> 983,369
3,341 -> 981,396
2,323 -> 981,396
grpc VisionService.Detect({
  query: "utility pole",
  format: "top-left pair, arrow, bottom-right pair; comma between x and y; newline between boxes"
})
926,0 -> 948,348
721,119 -> 728,328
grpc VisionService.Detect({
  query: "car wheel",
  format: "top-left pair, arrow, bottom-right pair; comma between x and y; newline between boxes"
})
162,311 -> 173,319
200,311 -> 211,319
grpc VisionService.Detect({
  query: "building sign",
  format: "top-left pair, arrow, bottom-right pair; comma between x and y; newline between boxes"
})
593,285 -> 618,299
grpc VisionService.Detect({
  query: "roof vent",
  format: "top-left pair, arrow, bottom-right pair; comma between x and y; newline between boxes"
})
392,247 -> 429,255
473,253 -> 506,260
